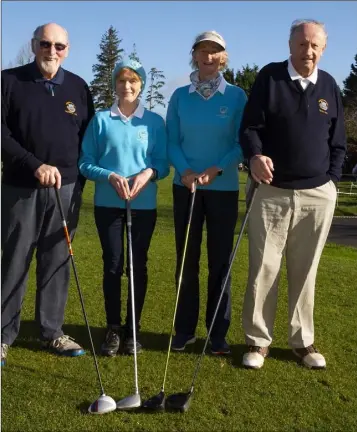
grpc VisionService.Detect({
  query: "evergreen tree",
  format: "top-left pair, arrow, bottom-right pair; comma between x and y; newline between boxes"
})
223,64 -> 259,97
90,26 -> 124,110
235,64 -> 259,98
342,53 -> 357,171
145,68 -> 166,110
343,54 -> 357,107
129,43 -> 140,63
223,67 -> 235,85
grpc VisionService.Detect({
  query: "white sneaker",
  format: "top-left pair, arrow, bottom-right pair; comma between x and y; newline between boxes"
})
242,346 -> 269,369
292,345 -> 326,369
1,343 -> 9,366
42,335 -> 85,357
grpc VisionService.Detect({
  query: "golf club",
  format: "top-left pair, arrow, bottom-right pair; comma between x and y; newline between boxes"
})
142,180 -> 198,411
165,180 -> 259,412
54,188 -> 116,415
116,199 -> 141,410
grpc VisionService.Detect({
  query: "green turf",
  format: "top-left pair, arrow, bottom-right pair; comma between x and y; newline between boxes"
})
2,172 -> 357,432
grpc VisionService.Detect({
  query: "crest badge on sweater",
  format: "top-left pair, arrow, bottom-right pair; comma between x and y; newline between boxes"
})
65,101 -> 77,116
318,99 -> 328,115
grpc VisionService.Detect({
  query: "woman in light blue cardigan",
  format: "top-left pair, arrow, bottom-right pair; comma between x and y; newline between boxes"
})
79,58 -> 169,356
167,31 -> 247,354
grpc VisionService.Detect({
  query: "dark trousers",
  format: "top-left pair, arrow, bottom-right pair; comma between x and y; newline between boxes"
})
173,184 -> 238,340
1,182 -> 82,345
94,206 -> 157,336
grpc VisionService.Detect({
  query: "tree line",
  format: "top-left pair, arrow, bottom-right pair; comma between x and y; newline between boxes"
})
5,26 -> 357,172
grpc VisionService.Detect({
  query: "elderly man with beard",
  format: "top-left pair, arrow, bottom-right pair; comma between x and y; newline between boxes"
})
239,19 -> 346,370
1,23 -> 94,366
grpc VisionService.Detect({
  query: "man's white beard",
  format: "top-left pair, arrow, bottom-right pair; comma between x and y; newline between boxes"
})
39,60 -> 59,76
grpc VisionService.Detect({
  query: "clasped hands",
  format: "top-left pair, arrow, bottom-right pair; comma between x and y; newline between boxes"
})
109,168 -> 154,200
181,167 -> 221,192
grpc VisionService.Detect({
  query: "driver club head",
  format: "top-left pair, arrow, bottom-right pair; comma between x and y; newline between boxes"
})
88,394 -> 117,414
116,393 -> 141,410
165,391 -> 193,413
142,390 -> 166,411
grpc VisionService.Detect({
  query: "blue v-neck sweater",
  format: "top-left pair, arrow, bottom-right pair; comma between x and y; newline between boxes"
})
79,108 -> 169,209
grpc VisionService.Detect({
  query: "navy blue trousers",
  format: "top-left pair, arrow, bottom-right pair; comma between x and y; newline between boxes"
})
173,185 -> 238,340
94,206 -> 156,336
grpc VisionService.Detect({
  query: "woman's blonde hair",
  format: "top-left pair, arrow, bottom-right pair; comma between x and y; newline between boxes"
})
116,67 -> 141,82
189,47 -> 228,71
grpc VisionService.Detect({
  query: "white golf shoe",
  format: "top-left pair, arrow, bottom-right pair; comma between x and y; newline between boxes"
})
242,346 -> 269,369
292,345 -> 326,369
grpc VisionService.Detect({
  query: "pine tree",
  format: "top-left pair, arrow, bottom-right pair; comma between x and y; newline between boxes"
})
90,26 -> 124,110
343,54 -> 357,108
223,64 -> 259,97
223,68 -> 235,85
342,53 -> 357,172
145,68 -> 166,111
235,64 -> 259,98
129,43 -> 140,63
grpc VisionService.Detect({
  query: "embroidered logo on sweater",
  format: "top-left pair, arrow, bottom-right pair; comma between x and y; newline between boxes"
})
318,99 -> 328,114
65,101 -> 77,116
217,106 -> 229,118
137,129 -> 148,144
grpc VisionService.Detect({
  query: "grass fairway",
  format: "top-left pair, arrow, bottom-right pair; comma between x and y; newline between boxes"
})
2,171 -> 357,432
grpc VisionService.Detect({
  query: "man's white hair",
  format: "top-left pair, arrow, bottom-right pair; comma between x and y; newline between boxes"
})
32,23 -> 69,43
289,19 -> 327,41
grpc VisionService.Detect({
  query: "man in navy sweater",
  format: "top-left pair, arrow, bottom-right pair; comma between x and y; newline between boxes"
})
239,19 -> 346,370
1,23 -> 94,366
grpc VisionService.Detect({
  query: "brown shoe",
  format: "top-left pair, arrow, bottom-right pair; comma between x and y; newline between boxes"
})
292,345 -> 326,369
242,345 -> 269,369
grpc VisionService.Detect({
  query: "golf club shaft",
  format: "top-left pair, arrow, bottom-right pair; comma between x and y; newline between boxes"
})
126,200 -> 139,395
189,180 -> 259,392
160,181 -> 198,392
54,188 -> 105,396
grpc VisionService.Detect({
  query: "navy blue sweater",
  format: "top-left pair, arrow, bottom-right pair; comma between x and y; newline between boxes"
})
239,60 -> 346,189
1,62 -> 95,187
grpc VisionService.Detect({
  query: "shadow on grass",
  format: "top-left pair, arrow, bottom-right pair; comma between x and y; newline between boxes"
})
15,321 -> 247,358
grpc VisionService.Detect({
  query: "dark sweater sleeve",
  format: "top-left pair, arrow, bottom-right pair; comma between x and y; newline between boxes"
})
328,85 -> 347,182
239,68 -> 267,160
79,83 -> 95,143
1,72 -> 43,172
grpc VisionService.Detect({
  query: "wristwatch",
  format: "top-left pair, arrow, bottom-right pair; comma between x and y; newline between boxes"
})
217,169 -> 223,176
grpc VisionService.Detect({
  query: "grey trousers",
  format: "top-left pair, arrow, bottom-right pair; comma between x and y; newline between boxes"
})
1,182 -> 82,345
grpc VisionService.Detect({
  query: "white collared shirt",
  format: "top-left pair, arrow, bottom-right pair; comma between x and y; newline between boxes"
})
110,101 -> 145,122
189,77 -> 227,99
288,57 -> 318,90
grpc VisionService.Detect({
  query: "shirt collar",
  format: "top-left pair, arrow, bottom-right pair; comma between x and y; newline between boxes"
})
287,57 -> 318,84
31,61 -> 64,85
110,102 -> 145,120
189,76 -> 227,94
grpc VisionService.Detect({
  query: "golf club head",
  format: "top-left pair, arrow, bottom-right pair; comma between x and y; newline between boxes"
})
88,394 -> 117,414
165,391 -> 193,413
142,391 -> 165,411
116,393 -> 141,410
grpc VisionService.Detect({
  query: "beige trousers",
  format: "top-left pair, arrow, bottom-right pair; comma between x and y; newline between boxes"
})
242,180 -> 336,348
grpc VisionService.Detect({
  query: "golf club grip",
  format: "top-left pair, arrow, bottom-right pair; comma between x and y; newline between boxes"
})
55,187 -> 106,396
126,199 -> 132,226
190,180 -> 259,390
187,182 -> 197,225
54,188 -> 66,222
54,188 -> 73,255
